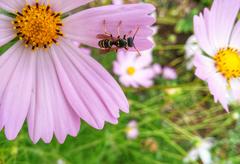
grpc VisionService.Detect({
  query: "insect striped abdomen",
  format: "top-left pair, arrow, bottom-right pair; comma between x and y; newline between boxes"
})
98,39 -> 113,49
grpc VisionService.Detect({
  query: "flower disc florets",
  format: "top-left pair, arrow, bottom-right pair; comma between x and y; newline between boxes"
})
13,2 -> 63,50
214,48 -> 240,81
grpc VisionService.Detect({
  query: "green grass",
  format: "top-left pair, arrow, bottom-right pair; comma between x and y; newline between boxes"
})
1,0 -> 240,164
1,81 -> 239,164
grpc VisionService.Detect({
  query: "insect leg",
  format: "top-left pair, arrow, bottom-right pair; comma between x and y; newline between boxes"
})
103,20 -> 112,37
126,30 -> 133,37
117,21 -> 122,38
133,45 -> 141,56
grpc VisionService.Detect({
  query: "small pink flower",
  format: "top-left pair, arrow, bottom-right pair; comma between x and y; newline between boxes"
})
126,120 -> 139,139
152,64 -> 162,75
0,0 -> 155,143
113,50 -> 158,88
194,0 -> 240,111
162,67 -> 177,80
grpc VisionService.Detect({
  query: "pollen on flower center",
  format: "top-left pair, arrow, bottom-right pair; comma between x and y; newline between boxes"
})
127,67 -> 136,76
214,48 -> 240,81
13,2 -> 63,50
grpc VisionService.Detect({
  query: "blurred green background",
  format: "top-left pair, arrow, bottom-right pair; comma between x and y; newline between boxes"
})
1,0 -> 240,164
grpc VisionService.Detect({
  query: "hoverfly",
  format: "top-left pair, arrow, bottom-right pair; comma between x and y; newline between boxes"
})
97,20 -> 141,55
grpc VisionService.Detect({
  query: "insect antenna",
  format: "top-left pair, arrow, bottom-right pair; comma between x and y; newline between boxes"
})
133,27 -> 140,40
133,27 -> 141,56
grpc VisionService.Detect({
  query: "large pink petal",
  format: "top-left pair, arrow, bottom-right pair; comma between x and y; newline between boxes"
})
0,42 -> 34,140
193,11 -> 215,55
49,0 -> 94,13
63,4 -> 155,51
230,21 -> 240,48
0,15 -> 15,47
0,42 -> 24,131
193,53 -> 216,81
51,38 -> 129,129
208,0 -> 240,49
207,73 -> 229,112
0,0 -> 26,13
27,49 -> 80,144
194,0 -> 240,55
0,0 -> 93,13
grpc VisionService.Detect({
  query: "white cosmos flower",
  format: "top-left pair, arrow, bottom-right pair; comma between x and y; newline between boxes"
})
113,50 -> 160,88
185,35 -> 203,70
184,138 -> 214,164
193,0 -> 240,111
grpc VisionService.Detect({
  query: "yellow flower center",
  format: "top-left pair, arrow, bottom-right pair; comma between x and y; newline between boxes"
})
127,67 -> 136,76
214,48 -> 240,81
13,2 -> 63,50
126,127 -> 133,132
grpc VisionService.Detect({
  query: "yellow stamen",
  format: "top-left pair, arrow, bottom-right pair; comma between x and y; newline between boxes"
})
13,2 -> 63,50
127,67 -> 136,76
126,127 -> 133,132
214,47 -> 240,81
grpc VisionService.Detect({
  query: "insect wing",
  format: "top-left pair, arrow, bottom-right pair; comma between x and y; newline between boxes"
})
96,34 -> 112,39
99,47 -> 118,54
96,34 -> 118,40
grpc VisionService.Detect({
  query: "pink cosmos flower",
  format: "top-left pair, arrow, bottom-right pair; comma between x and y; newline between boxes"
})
193,0 -> 240,111
162,66 -> 177,80
113,50 -> 159,88
0,0 -> 155,143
